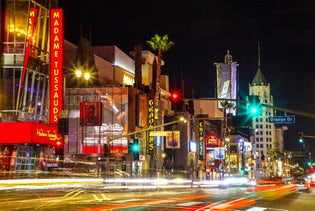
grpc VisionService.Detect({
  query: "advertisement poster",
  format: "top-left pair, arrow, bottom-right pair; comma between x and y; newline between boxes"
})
165,131 -> 180,149
80,102 -> 102,126
81,87 -> 128,154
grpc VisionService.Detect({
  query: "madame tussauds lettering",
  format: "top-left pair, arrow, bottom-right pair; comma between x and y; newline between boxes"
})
50,9 -> 63,124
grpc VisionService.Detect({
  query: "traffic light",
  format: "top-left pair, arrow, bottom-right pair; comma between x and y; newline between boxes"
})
306,160 -> 312,167
58,118 -> 69,135
170,90 -> 180,103
186,100 -> 194,115
55,140 -> 64,159
240,168 -> 245,175
297,132 -> 304,143
133,139 -> 140,160
169,90 -> 183,111
104,143 -> 110,157
247,95 -> 261,116
128,139 -> 140,160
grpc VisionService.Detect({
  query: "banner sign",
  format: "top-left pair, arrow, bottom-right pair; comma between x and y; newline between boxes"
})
49,9 -> 64,125
198,120 -> 204,160
147,98 -> 155,154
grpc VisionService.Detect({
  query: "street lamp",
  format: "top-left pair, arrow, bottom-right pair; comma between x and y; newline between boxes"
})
65,67 -> 92,155
75,69 -> 90,81
83,72 -> 90,80
65,67 -> 92,88
75,69 -> 82,78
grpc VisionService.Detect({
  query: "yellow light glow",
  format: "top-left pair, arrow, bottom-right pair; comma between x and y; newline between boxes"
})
75,70 -> 82,78
84,72 -> 90,80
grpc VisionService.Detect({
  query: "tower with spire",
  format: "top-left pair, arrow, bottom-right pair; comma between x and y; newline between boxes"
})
248,43 -> 276,178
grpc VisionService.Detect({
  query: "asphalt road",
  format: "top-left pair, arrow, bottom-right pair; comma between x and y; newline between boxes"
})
0,182 -> 313,210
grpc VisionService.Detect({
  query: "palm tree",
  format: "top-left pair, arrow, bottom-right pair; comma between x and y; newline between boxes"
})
220,100 -> 235,128
266,146 -> 278,177
147,34 -> 175,92
147,34 -> 174,124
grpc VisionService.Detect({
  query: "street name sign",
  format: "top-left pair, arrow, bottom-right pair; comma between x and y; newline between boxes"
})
268,115 -> 295,124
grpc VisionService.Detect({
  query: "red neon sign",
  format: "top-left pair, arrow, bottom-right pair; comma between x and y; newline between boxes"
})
205,134 -> 220,147
49,9 -> 64,125
0,122 -> 61,146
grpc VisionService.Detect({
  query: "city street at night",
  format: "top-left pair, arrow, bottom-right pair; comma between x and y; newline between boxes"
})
0,177 -> 313,210
2,1 -> 315,210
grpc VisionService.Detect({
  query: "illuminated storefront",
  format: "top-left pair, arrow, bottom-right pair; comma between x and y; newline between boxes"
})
65,87 -> 147,158
0,1 -> 61,173
205,133 -> 223,172
0,122 -> 61,171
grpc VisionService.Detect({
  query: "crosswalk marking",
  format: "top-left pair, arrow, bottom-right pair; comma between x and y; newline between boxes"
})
176,201 -> 204,206
245,208 -> 288,211
245,208 -> 267,211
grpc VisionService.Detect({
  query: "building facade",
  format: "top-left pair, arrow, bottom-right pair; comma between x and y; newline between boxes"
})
0,0 -> 63,176
249,68 -> 277,178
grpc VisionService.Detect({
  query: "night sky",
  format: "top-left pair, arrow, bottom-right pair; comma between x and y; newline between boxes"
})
59,0 -> 315,158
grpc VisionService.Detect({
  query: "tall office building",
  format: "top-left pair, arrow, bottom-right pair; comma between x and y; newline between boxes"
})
249,51 -> 276,178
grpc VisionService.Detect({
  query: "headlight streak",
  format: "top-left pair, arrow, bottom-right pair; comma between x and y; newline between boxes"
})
0,177 -> 298,210
81,194 -> 213,211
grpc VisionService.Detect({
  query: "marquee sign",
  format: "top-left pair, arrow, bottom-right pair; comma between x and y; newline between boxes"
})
49,9 -> 64,125
198,120 -> 204,160
205,134 -> 220,147
147,98 -> 155,154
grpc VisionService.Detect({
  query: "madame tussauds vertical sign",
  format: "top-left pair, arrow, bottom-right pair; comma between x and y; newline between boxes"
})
49,9 -> 63,125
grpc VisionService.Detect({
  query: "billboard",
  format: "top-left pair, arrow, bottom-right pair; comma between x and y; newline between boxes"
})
80,102 -> 102,126
216,62 -> 237,113
96,87 -> 128,135
50,9 -> 64,125
165,131 -> 180,149
150,131 -> 181,149
80,87 -> 129,154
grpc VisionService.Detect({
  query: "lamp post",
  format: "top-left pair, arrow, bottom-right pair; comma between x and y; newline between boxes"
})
65,67 -> 91,154
225,133 -> 231,176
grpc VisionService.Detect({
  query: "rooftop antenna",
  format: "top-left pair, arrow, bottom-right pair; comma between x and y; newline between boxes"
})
258,42 -> 261,69
80,23 -> 83,38
180,68 -> 185,97
89,27 -> 92,45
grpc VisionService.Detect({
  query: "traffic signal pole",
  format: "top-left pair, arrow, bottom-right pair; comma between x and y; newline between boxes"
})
194,98 -> 315,119
262,104 -> 315,119
104,117 -> 187,178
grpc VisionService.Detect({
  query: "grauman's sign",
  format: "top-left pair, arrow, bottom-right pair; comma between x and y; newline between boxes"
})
147,98 -> 154,154
49,9 -> 64,125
